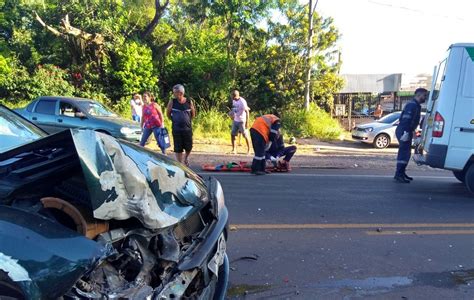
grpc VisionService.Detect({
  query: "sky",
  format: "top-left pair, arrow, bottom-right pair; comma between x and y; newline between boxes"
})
316,0 -> 474,75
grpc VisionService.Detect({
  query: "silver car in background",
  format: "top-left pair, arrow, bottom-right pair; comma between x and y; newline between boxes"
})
352,112 -> 425,149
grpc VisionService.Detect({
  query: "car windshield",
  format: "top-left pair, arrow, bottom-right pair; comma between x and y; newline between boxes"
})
0,106 -> 47,153
377,112 -> 401,124
78,101 -> 117,117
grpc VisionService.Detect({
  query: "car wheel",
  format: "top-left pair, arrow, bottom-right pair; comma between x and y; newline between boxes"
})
373,134 -> 390,149
453,170 -> 466,183
465,164 -> 474,194
0,271 -> 25,300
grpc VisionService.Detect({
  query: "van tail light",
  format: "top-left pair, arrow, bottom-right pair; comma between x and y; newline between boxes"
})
432,112 -> 444,138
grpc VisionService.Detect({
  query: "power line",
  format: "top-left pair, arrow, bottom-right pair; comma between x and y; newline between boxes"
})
367,0 -> 468,22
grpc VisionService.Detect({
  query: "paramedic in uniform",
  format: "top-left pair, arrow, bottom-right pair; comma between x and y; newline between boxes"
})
394,88 -> 428,183
250,114 -> 281,175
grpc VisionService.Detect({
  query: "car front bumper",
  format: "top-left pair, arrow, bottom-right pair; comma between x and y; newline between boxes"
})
351,130 -> 375,143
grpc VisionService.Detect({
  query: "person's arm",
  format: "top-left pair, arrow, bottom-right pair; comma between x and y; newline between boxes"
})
166,100 -> 173,119
140,106 -> 145,129
190,99 -> 196,119
154,103 -> 164,127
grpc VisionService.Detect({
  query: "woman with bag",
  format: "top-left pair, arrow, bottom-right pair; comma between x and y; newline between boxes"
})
139,92 -> 167,154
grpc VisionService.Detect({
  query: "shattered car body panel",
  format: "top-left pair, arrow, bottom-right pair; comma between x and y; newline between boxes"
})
0,110 -> 229,300
0,206 -> 110,299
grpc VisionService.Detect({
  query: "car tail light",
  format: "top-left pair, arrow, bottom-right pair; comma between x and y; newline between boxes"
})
432,112 -> 444,138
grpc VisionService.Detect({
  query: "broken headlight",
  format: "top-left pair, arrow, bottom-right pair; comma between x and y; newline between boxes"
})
214,179 -> 225,213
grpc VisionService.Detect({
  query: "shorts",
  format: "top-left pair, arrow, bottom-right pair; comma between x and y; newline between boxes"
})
231,121 -> 248,137
173,130 -> 193,153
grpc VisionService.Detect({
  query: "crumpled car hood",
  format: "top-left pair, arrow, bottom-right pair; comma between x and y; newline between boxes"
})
71,130 -> 209,229
0,129 -> 209,229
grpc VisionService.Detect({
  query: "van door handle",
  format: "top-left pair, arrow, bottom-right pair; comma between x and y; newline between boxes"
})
460,127 -> 474,133
32,117 -> 37,121
58,119 -> 63,123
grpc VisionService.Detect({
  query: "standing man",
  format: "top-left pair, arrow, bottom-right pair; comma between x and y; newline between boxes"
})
394,88 -> 428,183
250,113 -> 281,175
229,90 -> 251,154
167,84 -> 196,166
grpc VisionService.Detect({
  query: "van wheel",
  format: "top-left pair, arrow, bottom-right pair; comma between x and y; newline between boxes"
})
465,164 -> 474,194
373,134 -> 390,149
453,170 -> 466,183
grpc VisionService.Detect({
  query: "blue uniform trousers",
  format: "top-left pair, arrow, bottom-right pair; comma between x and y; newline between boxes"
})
395,127 -> 413,176
250,128 -> 266,173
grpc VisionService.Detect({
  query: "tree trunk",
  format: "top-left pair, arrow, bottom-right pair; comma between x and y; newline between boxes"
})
304,0 -> 318,111
141,0 -> 169,39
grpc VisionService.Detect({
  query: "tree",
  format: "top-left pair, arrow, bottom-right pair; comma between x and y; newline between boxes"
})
304,0 -> 318,111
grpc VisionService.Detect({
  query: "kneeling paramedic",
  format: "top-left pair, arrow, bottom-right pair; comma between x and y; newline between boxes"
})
265,134 -> 297,171
250,114 -> 281,175
394,88 -> 427,183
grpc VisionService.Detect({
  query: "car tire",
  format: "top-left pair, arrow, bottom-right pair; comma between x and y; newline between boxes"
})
0,271 -> 25,300
465,164 -> 474,194
453,170 -> 466,183
373,134 -> 390,149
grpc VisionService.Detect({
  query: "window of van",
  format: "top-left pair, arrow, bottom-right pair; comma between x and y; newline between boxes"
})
462,57 -> 474,98
432,58 -> 447,101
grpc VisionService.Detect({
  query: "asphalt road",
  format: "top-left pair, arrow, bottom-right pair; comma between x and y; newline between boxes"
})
199,169 -> 474,299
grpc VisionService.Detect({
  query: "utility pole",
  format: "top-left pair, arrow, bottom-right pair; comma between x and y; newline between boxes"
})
304,0 -> 318,111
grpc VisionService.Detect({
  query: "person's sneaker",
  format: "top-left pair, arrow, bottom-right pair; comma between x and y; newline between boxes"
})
394,175 -> 410,183
404,173 -> 414,181
254,171 -> 266,175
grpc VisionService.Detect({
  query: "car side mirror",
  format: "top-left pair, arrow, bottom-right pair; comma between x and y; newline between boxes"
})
75,112 -> 87,119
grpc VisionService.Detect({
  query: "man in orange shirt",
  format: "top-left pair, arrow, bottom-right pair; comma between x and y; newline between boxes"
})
250,113 -> 281,175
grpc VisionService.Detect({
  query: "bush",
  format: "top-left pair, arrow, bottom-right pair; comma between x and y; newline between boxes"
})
193,108 -> 232,140
283,103 -> 343,140
28,64 -> 75,99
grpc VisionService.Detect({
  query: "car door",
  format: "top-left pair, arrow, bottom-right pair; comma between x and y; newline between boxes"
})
57,101 -> 89,131
31,99 -> 60,134
445,47 -> 474,169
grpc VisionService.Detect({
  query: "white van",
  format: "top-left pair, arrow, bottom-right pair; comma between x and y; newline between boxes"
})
415,43 -> 474,193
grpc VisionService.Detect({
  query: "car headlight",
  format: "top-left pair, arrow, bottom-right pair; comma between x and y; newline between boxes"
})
120,127 -> 137,135
215,180 -> 225,213
365,127 -> 374,132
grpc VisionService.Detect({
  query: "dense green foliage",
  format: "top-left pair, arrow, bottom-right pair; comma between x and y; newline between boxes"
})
0,0 -> 344,138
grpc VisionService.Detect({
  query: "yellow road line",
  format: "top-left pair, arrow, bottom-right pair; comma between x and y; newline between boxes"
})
232,223 -> 474,230
367,230 -> 474,235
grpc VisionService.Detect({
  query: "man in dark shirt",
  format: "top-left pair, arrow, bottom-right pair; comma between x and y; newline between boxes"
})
166,84 -> 196,166
394,88 -> 427,183
265,134 -> 297,171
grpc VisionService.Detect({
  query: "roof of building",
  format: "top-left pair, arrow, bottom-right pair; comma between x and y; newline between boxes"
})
340,73 -> 402,93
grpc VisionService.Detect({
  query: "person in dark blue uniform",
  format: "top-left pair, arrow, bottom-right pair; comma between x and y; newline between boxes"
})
265,134 -> 297,171
394,88 -> 428,183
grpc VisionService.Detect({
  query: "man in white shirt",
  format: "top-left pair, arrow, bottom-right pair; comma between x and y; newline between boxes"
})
229,90 -> 250,154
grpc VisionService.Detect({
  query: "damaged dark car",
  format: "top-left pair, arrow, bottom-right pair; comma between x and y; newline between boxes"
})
0,105 -> 229,299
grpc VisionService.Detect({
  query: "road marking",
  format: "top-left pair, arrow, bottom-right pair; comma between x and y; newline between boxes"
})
232,223 -> 474,230
199,172 -> 454,179
366,230 -> 474,235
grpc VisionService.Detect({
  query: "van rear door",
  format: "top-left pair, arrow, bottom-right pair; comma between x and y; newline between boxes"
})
444,47 -> 474,170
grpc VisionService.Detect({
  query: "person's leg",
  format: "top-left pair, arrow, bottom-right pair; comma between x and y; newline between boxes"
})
230,122 -> 238,153
240,123 -> 251,155
250,128 -> 266,175
395,130 -> 411,183
238,132 -> 242,146
173,132 -> 184,163
183,131 -> 193,166
139,127 -> 152,147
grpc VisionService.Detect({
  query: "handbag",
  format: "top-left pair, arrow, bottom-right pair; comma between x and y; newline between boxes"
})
158,127 -> 171,149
